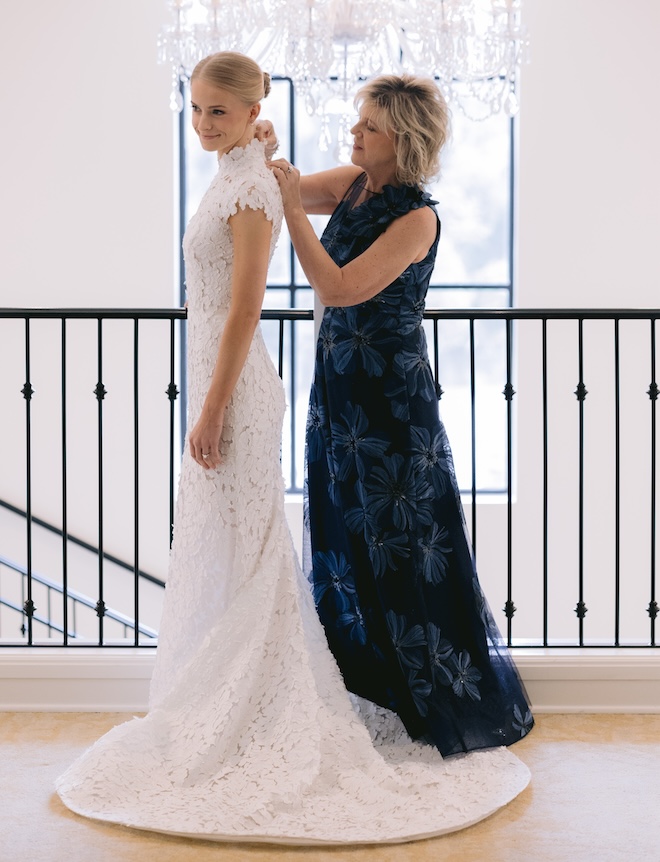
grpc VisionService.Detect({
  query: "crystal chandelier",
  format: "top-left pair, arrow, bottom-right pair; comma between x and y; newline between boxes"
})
158,0 -> 529,152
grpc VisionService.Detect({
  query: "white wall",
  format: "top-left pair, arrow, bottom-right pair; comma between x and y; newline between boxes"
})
0,1 -> 177,582
0,0 -> 175,308
517,0 -> 660,307
503,0 -> 660,645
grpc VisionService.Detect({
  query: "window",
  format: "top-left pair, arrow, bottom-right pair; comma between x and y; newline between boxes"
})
181,78 -> 514,493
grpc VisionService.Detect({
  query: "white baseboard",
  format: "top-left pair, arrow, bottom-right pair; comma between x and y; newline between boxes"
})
0,649 -> 156,712
0,648 -> 659,713
513,650 -> 660,713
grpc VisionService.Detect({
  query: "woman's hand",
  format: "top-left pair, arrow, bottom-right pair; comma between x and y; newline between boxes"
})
254,120 -> 278,159
188,409 -> 224,470
269,158 -> 303,211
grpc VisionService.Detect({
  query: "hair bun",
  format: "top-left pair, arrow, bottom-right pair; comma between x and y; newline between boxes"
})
263,72 -> 271,98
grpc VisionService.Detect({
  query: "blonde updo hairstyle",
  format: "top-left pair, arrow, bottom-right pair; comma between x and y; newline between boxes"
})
355,74 -> 450,187
191,51 -> 270,104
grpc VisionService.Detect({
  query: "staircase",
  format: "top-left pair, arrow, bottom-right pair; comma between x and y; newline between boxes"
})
0,500 -> 164,646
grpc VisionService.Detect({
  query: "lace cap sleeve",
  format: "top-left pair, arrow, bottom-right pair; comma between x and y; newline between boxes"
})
228,171 -> 282,225
216,140 -> 283,225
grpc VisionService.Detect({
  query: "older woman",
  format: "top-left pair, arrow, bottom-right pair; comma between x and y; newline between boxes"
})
271,74 -> 533,757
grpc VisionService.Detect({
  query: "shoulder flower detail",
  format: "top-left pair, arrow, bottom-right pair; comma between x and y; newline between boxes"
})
345,185 -> 437,237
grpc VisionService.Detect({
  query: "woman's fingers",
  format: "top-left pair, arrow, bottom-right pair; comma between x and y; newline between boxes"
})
254,120 -> 272,137
188,412 -> 225,469
268,159 -> 298,181
254,120 -> 279,158
189,434 -> 222,470
200,449 -> 221,470
268,160 -> 302,212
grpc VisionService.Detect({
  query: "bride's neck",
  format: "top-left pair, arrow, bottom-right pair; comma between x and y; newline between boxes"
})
219,126 -> 254,158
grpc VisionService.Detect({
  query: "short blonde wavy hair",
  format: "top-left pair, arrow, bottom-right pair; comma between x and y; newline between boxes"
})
191,51 -> 271,104
355,74 -> 450,187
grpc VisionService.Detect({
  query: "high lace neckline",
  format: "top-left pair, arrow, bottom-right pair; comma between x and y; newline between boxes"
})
218,137 -> 265,168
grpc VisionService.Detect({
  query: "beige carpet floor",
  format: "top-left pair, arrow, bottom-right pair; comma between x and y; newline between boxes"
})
0,713 -> 658,862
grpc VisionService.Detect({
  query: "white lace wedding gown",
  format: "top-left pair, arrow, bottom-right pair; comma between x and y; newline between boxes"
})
56,139 -> 531,845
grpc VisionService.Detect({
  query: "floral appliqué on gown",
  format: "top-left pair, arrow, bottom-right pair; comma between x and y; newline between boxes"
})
56,145 -> 531,845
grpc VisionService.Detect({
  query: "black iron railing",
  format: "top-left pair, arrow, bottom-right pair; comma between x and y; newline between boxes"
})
0,307 -> 658,650
423,309 -> 659,649
0,309 -> 184,647
0,553 -> 158,640
0,496 -> 164,644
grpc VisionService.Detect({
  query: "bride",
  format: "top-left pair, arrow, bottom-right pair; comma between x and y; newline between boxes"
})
56,51 -> 531,845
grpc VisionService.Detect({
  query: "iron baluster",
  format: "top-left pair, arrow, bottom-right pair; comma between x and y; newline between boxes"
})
574,318 -> 588,644
167,318 -> 179,550
614,319 -> 621,646
95,318 -> 106,645
61,319 -> 69,645
542,318 -> 549,647
503,317 -> 516,644
22,317 -> 35,645
133,319 -> 140,646
649,319 -> 658,645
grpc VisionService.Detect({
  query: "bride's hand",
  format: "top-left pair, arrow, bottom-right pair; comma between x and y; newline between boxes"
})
269,158 -> 302,210
254,120 -> 278,159
188,410 -> 224,470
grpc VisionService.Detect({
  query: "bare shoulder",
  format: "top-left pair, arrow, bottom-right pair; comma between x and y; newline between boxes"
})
301,166 -> 363,214
322,165 -> 363,198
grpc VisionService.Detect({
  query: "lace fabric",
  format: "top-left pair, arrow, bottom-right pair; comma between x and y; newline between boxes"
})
56,140 -> 531,844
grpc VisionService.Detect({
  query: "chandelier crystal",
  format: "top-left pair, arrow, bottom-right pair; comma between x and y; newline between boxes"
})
159,0 -> 529,150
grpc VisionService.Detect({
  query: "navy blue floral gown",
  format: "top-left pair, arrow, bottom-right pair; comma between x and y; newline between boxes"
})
304,174 -> 534,758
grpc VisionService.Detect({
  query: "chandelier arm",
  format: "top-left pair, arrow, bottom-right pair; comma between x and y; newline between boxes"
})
157,0 -> 529,132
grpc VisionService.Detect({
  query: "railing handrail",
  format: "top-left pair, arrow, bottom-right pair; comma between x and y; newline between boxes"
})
0,308 -> 187,319
2,306 -> 659,321
0,498 -> 165,589
0,553 -> 158,638
0,595 -> 78,639
421,308 -> 660,320
260,308 -> 314,320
